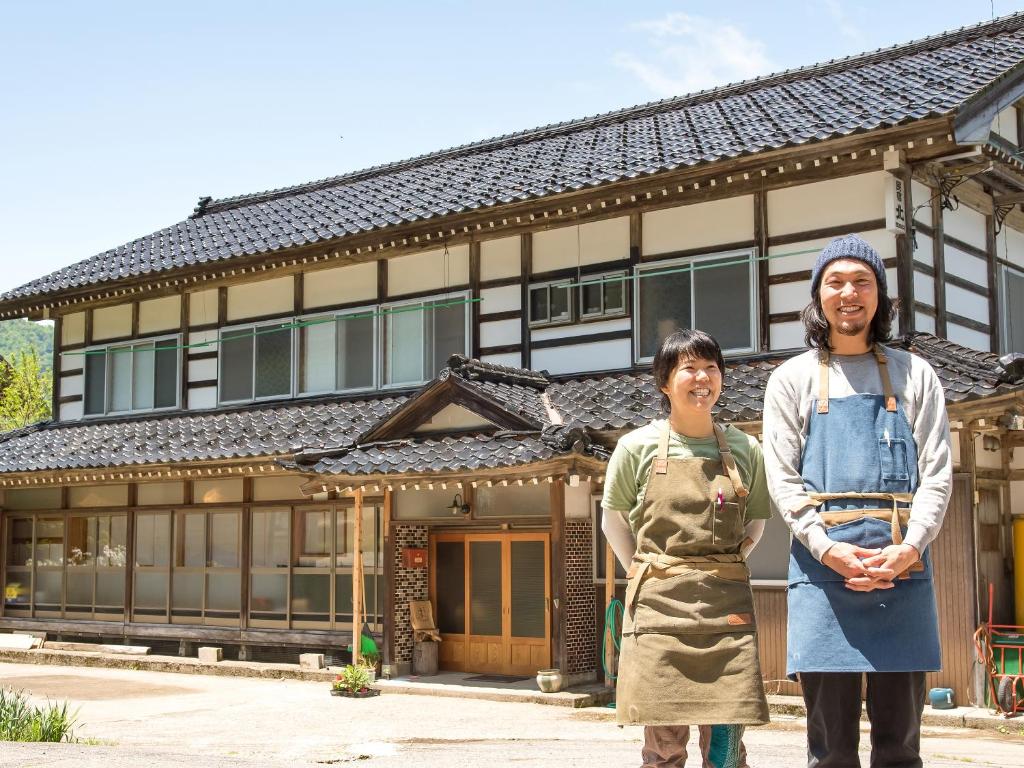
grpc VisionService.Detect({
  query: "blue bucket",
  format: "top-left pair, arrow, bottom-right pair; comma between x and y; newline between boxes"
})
929,687 -> 956,709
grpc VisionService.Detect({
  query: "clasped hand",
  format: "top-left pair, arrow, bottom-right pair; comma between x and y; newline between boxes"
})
820,542 -> 920,591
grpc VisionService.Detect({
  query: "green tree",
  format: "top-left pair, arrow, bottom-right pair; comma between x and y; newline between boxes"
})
0,349 -> 51,432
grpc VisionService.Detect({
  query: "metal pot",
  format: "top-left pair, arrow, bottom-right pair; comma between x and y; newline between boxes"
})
536,668 -> 563,693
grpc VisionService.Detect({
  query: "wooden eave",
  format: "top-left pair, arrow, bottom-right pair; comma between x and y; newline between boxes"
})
953,60 -> 1024,143
3,119 -> 959,321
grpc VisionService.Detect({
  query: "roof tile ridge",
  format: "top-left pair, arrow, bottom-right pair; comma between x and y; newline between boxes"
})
195,12 -> 1024,218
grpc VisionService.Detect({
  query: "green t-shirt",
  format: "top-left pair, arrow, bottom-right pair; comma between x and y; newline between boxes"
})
601,420 -> 772,534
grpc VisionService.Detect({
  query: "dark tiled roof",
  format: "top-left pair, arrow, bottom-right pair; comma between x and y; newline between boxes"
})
6,15 -> 1024,304
0,334 -> 1019,476
0,396 -> 403,474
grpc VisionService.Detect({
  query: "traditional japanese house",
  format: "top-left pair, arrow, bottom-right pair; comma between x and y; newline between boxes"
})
2,15 -> 1024,701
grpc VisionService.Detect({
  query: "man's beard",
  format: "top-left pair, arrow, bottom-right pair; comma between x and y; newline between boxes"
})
835,317 -> 868,336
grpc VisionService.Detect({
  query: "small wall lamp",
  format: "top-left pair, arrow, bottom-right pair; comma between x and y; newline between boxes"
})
447,493 -> 471,516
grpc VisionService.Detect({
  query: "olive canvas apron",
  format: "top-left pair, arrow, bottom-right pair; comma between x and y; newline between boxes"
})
786,346 -> 941,678
616,421 -> 770,726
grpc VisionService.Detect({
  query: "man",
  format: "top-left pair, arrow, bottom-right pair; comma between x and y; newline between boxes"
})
762,234 -> 952,767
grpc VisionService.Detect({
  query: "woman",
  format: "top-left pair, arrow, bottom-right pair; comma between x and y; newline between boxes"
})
601,329 -> 771,768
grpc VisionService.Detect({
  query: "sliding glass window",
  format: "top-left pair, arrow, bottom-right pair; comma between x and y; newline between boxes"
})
82,336 -> 180,416
382,293 -> 470,387
66,514 -> 127,619
219,322 -> 293,404
298,309 -> 376,395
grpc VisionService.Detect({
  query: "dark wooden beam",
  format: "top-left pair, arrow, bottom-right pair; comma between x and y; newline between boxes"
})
479,310 -> 522,323
931,191 -> 948,338
530,329 -> 632,350
478,343 -> 523,357
50,316 -> 62,419
894,166 -> 915,334
993,191 -> 1024,206
521,234 -> 532,369
180,291 -> 190,411
293,272 -> 304,314
549,479 -> 567,675
470,240 -> 481,360
217,287 -> 228,327
240,477 -> 252,631
986,207 -> 1000,353
377,259 -> 388,302
754,191 -> 769,351
766,219 -> 887,248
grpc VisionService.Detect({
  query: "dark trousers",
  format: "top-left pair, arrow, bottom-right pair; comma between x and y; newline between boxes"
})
801,672 -> 926,768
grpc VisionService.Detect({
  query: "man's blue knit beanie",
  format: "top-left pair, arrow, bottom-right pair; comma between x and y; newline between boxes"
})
809,234 -> 887,295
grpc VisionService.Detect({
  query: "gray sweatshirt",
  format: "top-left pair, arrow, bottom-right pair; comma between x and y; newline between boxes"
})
761,345 -> 952,561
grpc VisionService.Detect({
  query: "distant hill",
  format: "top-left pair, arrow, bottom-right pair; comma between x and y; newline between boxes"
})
0,319 -> 54,372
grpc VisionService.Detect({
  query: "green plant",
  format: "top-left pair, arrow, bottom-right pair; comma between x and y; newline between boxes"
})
0,688 -> 78,742
360,651 -> 380,670
332,664 -> 372,693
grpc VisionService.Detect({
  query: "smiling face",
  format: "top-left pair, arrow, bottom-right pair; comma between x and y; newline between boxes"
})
819,258 -> 879,341
659,355 -> 722,418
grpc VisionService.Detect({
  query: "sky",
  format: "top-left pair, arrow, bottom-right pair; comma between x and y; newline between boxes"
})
0,0 -> 1021,296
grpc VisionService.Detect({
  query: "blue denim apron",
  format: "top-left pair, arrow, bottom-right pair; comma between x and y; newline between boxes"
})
786,347 -> 941,677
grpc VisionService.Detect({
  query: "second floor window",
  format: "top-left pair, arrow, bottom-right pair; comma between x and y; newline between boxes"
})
299,310 -> 376,395
383,293 -> 470,387
219,322 -> 293,404
1001,264 -> 1024,354
83,337 -> 179,416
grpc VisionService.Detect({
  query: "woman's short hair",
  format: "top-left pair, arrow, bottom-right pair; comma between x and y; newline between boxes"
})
652,329 -> 725,412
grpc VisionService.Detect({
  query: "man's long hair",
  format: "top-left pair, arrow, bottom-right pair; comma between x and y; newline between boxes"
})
800,284 -> 897,351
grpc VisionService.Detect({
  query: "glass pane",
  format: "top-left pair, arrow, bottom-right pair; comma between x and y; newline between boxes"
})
1007,269 -> 1024,354
176,512 -> 205,568
251,573 -> 288,616
550,284 -> 571,322
292,572 -> 330,614
427,300 -> 466,379
33,570 -> 62,611
436,541 -> 465,634
582,281 -> 603,315
639,265 -> 691,360
108,345 -> 132,412
604,277 -> 625,313
694,257 -> 751,350
3,571 -> 29,609
511,541 -> 546,638
301,510 -> 330,563
252,509 -> 289,567
99,515 -> 127,567
386,306 -> 423,385
337,313 -> 374,390
84,351 -> 106,415
133,570 -> 168,610
7,518 -> 33,566
334,572 -> 352,616
342,506 -> 378,565
206,572 -> 240,612
154,344 -> 178,408
209,511 -> 239,568
67,516 -> 96,566
132,344 -> 155,410
172,572 -> 203,612
529,286 -> 549,323
95,572 -> 125,608
470,541 -> 502,636
66,572 -> 93,609
136,513 -> 170,567
220,329 -> 253,402
300,321 -> 335,394
34,518 -> 63,566
255,325 -> 292,398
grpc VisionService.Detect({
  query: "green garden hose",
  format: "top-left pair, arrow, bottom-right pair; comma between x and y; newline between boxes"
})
602,598 -> 623,682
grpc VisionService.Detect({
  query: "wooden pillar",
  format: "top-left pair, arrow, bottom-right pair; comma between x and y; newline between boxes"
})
887,156 -> 915,334
985,207 -> 1000,353
179,292 -> 190,409
603,540 -> 616,687
754,191 -> 770,351
629,212 -> 641,325
382,488 -> 395,669
931,192 -> 948,337
549,479 -> 566,674
959,427 -> 982,623
352,487 -> 364,664
469,241 -> 481,360
520,234 -> 532,369
50,316 -> 62,420
240,476 -> 252,630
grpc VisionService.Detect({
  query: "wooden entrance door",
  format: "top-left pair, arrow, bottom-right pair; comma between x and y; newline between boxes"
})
430,532 -> 550,675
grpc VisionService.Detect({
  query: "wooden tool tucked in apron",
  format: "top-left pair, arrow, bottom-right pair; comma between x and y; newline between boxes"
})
616,421 -> 770,726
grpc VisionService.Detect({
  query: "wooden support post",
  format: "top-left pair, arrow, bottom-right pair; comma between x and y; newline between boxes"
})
754,191 -> 770,351
931,191 -> 948,337
959,427 -> 982,622
50,316 -> 62,419
549,479 -> 566,674
985,207 -> 1000,353
352,487 -> 364,665
604,540 -> 616,688
382,488 -> 395,670
179,291 -> 190,410
888,158 -> 915,334
521,234 -> 532,369
469,241 -> 481,360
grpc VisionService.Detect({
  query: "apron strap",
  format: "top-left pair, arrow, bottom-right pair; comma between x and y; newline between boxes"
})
654,420 -> 670,475
873,345 -> 898,413
817,351 -> 830,414
713,422 -> 749,510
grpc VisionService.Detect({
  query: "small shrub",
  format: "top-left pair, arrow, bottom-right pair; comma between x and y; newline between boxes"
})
0,688 -> 78,742
332,664 -> 372,693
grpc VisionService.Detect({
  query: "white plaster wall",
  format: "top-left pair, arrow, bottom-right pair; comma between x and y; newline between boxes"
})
480,319 -> 520,348
304,262 -> 377,308
189,289 -> 219,326
565,481 -> 592,520
387,244 -> 470,297
944,246 -> 988,286
531,337 -> 631,375
532,217 -> 629,273
251,476 -> 307,501
227,276 -> 294,321
946,322 -> 990,352
413,404 -> 495,434
913,272 -> 935,306
60,312 -> 85,346
62,374 -> 83,398
60,401 -> 83,421
950,431 -> 961,466
642,195 -> 753,256
912,181 -> 933,226
943,205 -> 988,251
996,225 -> 1024,269
59,352 -> 83,373
480,236 -> 521,281
188,358 -> 218,382
768,229 -> 894,276
189,329 -> 218,348
915,312 -> 936,334
974,434 -> 1003,470
188,386 -> 218,410
945,284 -> 989,323
770,321 -> 805,350
138,295 -> 181,334
480,351 -> 523,368
767,171 -> 886,237
993,106 -> 1018,144
480,284 -> 521,314
531,317 -> 630,341
92,303 -> 132,340
913,233 -> 934,269
769,282 -> 811,315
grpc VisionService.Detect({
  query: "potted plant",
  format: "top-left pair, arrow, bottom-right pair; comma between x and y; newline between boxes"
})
360,651 -> 381,683
330,664 -> 380,698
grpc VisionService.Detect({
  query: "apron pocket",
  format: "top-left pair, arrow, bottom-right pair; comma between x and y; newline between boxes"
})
878,437 -> 910,489
714,501 -> 743,548
631,569 -> 755,635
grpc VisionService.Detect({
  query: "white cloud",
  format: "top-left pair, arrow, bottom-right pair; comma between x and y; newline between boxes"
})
613,13 -> 776,98
820,0 -> 865,46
